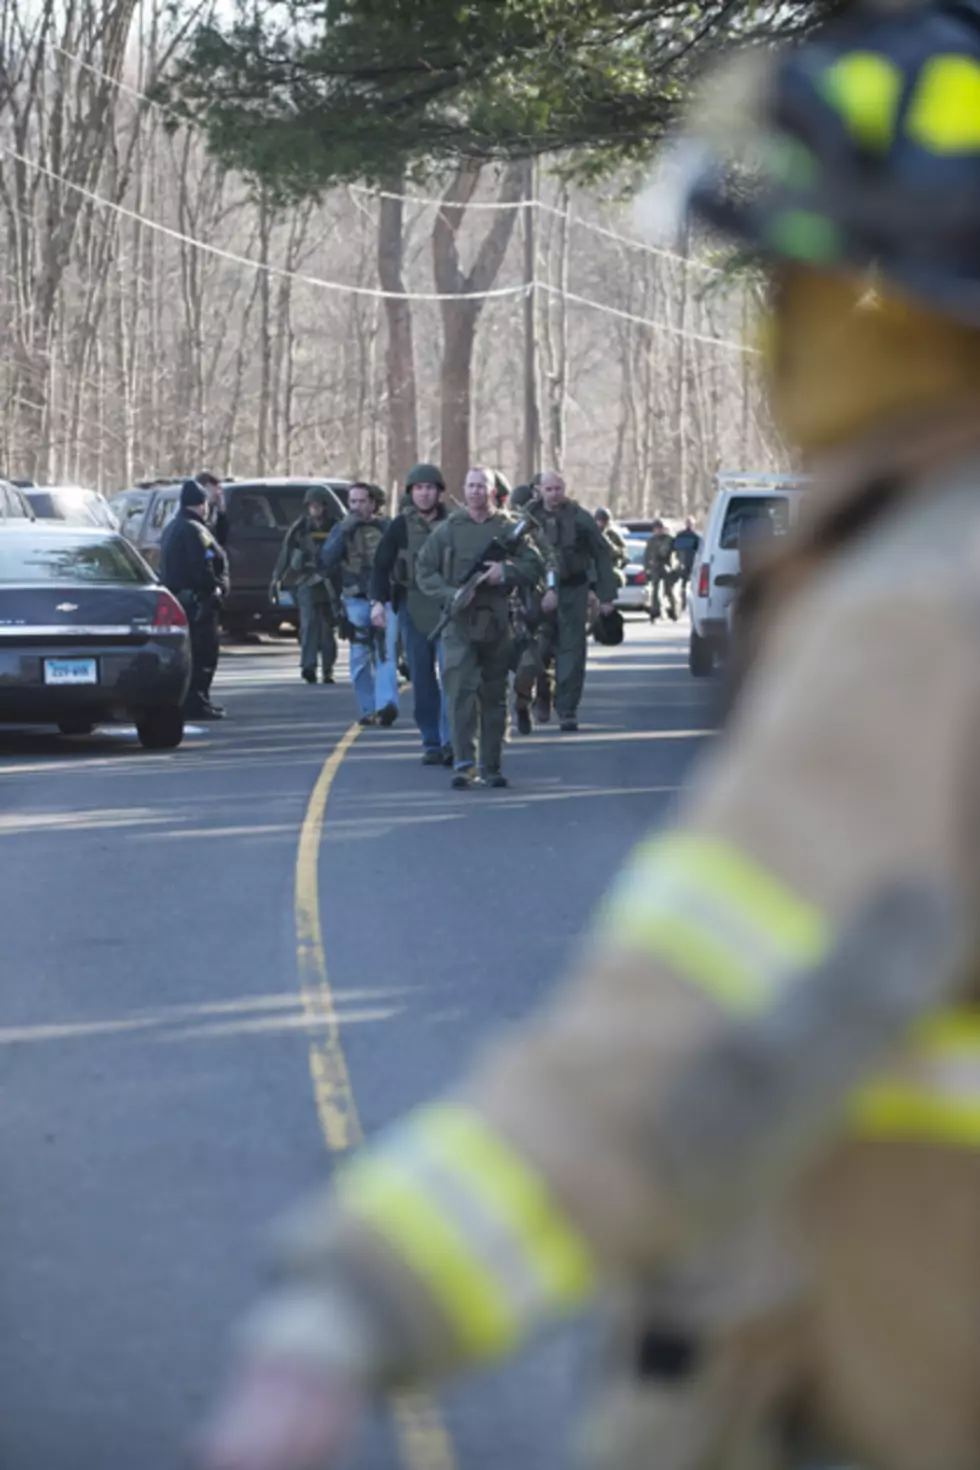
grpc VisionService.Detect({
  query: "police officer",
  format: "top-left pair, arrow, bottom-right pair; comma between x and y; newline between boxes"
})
514,470 -> 618,733
671,516 -> 701,610
201,8 -> 980,1469
415,466 -> 541,788
594,506 -> 629,570
270,486 -> 338,684
319,482 -> 398,726
643,517 -> 678,621
197,470 -> 229,547
159,479 -> 229,720
370,463 -> 451,764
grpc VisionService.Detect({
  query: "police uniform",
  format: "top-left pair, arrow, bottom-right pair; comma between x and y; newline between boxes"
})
271,498 -> 337,683
515,496 -> 618,730
644,526 -> 678,620
209,8 -> 980,1470
319,508 -> 398,724
372,464 -> 451,762
415,507 -> 541,784
159,484 -> 229,717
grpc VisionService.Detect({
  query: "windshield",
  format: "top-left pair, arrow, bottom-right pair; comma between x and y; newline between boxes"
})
720,495 -> 790,551
0,533 -> 153,585
28,490 -> 117,529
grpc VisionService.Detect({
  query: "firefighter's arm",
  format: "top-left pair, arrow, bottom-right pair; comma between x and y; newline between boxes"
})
221,581 -> 980,1400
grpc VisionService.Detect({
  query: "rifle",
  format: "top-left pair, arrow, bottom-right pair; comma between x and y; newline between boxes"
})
429,515 -> 535,643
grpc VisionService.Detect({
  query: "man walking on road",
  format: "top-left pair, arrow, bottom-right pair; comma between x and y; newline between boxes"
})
318,483 -> 398,726
370,463 -> 451,765
594,506 -> 629,571
514,470 -> 618,733
416,466 -> 541,788
159,479 -> 229,720
671,516 -> 701,610
270,487 -> 338,684
644,517 -> 678,621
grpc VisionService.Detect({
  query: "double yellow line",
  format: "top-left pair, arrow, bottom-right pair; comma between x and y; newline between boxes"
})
294,721 -> 457,1470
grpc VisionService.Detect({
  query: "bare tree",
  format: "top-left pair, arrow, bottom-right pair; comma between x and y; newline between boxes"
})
432,158 -> 524,492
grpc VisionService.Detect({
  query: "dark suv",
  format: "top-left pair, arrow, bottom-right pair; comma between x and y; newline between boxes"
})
111,477 -> 350,636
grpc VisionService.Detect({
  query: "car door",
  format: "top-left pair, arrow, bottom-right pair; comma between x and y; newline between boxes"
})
139,490 -> 180,571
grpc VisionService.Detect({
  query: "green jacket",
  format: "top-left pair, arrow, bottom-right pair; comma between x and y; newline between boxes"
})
416,509 -> 543,640
272,516 -> 334,601
533,499 -> 619,604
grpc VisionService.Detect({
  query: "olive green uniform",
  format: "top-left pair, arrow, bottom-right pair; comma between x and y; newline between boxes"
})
271,515 -> 337,679
644,530 -> 678,619
601,525 -> 629,571
416,509 -> 541,776
516,498 -> 619,724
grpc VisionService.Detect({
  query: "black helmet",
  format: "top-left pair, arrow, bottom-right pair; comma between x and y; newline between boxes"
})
405,462 -> 445,492
592,607 -> 625,646
594,506 -> 611,520
304,484 -> 332,507
683,1 -> 980,324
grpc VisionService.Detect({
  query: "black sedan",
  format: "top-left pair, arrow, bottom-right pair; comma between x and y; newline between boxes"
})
0,526 -> 192,748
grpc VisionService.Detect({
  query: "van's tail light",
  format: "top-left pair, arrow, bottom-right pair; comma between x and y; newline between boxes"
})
697,563 -> 711,599
153,591 -> 188,631
633,569 -> 647,585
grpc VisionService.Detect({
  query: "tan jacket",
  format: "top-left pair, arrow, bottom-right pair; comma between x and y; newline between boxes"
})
242,448 -> 980,1466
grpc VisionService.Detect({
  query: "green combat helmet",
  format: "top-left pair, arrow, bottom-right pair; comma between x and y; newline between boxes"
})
405,463 -> 446,492
304,485 -> 333,508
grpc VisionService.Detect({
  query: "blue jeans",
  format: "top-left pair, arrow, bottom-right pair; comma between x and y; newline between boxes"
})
343,596 -> 399,719
399,607 -> 449,752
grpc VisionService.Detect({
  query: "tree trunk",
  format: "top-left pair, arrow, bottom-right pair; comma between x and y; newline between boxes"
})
432,158 -> 523,496
377,175 -> 418,492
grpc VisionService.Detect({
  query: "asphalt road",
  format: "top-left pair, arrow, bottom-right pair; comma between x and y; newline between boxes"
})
0,618 -> 717,1470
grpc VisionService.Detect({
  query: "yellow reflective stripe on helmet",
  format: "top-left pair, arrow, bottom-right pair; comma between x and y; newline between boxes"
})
822,51 -> 903,152
414,1106 -> 595,1309
338,1105 -> 596,1361
908,55 -> 980,153
851,1008 -> 980,1146
338,1152 -> 518,1359
598,832 -> 829,1014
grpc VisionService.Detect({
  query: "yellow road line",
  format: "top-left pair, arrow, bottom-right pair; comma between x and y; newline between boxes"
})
295,721 -> 457,1470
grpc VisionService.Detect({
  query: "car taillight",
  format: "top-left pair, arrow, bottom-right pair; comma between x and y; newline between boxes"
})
153,591 -> 188,630
633,570 -> 647,585
697,563 -> 710,598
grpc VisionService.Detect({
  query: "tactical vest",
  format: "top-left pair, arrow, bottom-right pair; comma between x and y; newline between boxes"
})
397,507 -> 443,636
540,501 -> 588,582
342,518 -> 384,596
440,510 -> 514,642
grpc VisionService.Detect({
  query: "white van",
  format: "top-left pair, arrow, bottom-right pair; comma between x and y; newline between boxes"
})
688,472 -> 808,676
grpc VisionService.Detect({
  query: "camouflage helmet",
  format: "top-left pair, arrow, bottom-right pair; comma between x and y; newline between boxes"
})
405,462 -> 446,492
304,484 -> 333,507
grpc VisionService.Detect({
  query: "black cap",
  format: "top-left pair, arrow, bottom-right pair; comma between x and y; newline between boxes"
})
181,478 -> 208,509
196,470 -> 220,487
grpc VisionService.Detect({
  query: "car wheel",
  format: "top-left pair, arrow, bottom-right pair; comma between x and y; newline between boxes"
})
689,628 -> 714,678
223,616 -> 250,642
136,707 -> 185,750
58,719 -> 95,737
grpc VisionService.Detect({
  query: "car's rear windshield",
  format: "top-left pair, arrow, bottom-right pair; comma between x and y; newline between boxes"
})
720,495 -> 790,550
28,490 -> 110,527
0,533 -> 152,585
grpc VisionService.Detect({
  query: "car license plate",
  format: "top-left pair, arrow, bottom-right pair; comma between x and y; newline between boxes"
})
43,657 -> 98,686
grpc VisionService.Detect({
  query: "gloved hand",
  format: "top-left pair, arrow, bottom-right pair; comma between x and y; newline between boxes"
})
196,1358 -> 361,1470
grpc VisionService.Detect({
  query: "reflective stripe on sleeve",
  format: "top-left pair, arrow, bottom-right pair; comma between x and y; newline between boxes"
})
851,1009 -> 980,1146
337,1104 -> 596,1361
596,831 -> 829,1013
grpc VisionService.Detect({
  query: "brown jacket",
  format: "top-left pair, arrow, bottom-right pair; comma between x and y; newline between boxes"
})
241,446 -> 980,1467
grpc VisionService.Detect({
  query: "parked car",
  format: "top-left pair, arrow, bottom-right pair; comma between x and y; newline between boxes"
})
688,472 -> 808,677
111,477 -> 350,637
24,484 -> 119,530
0,478 -> 36,522
615,537 -> 654,614
0,525 -> 191,747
